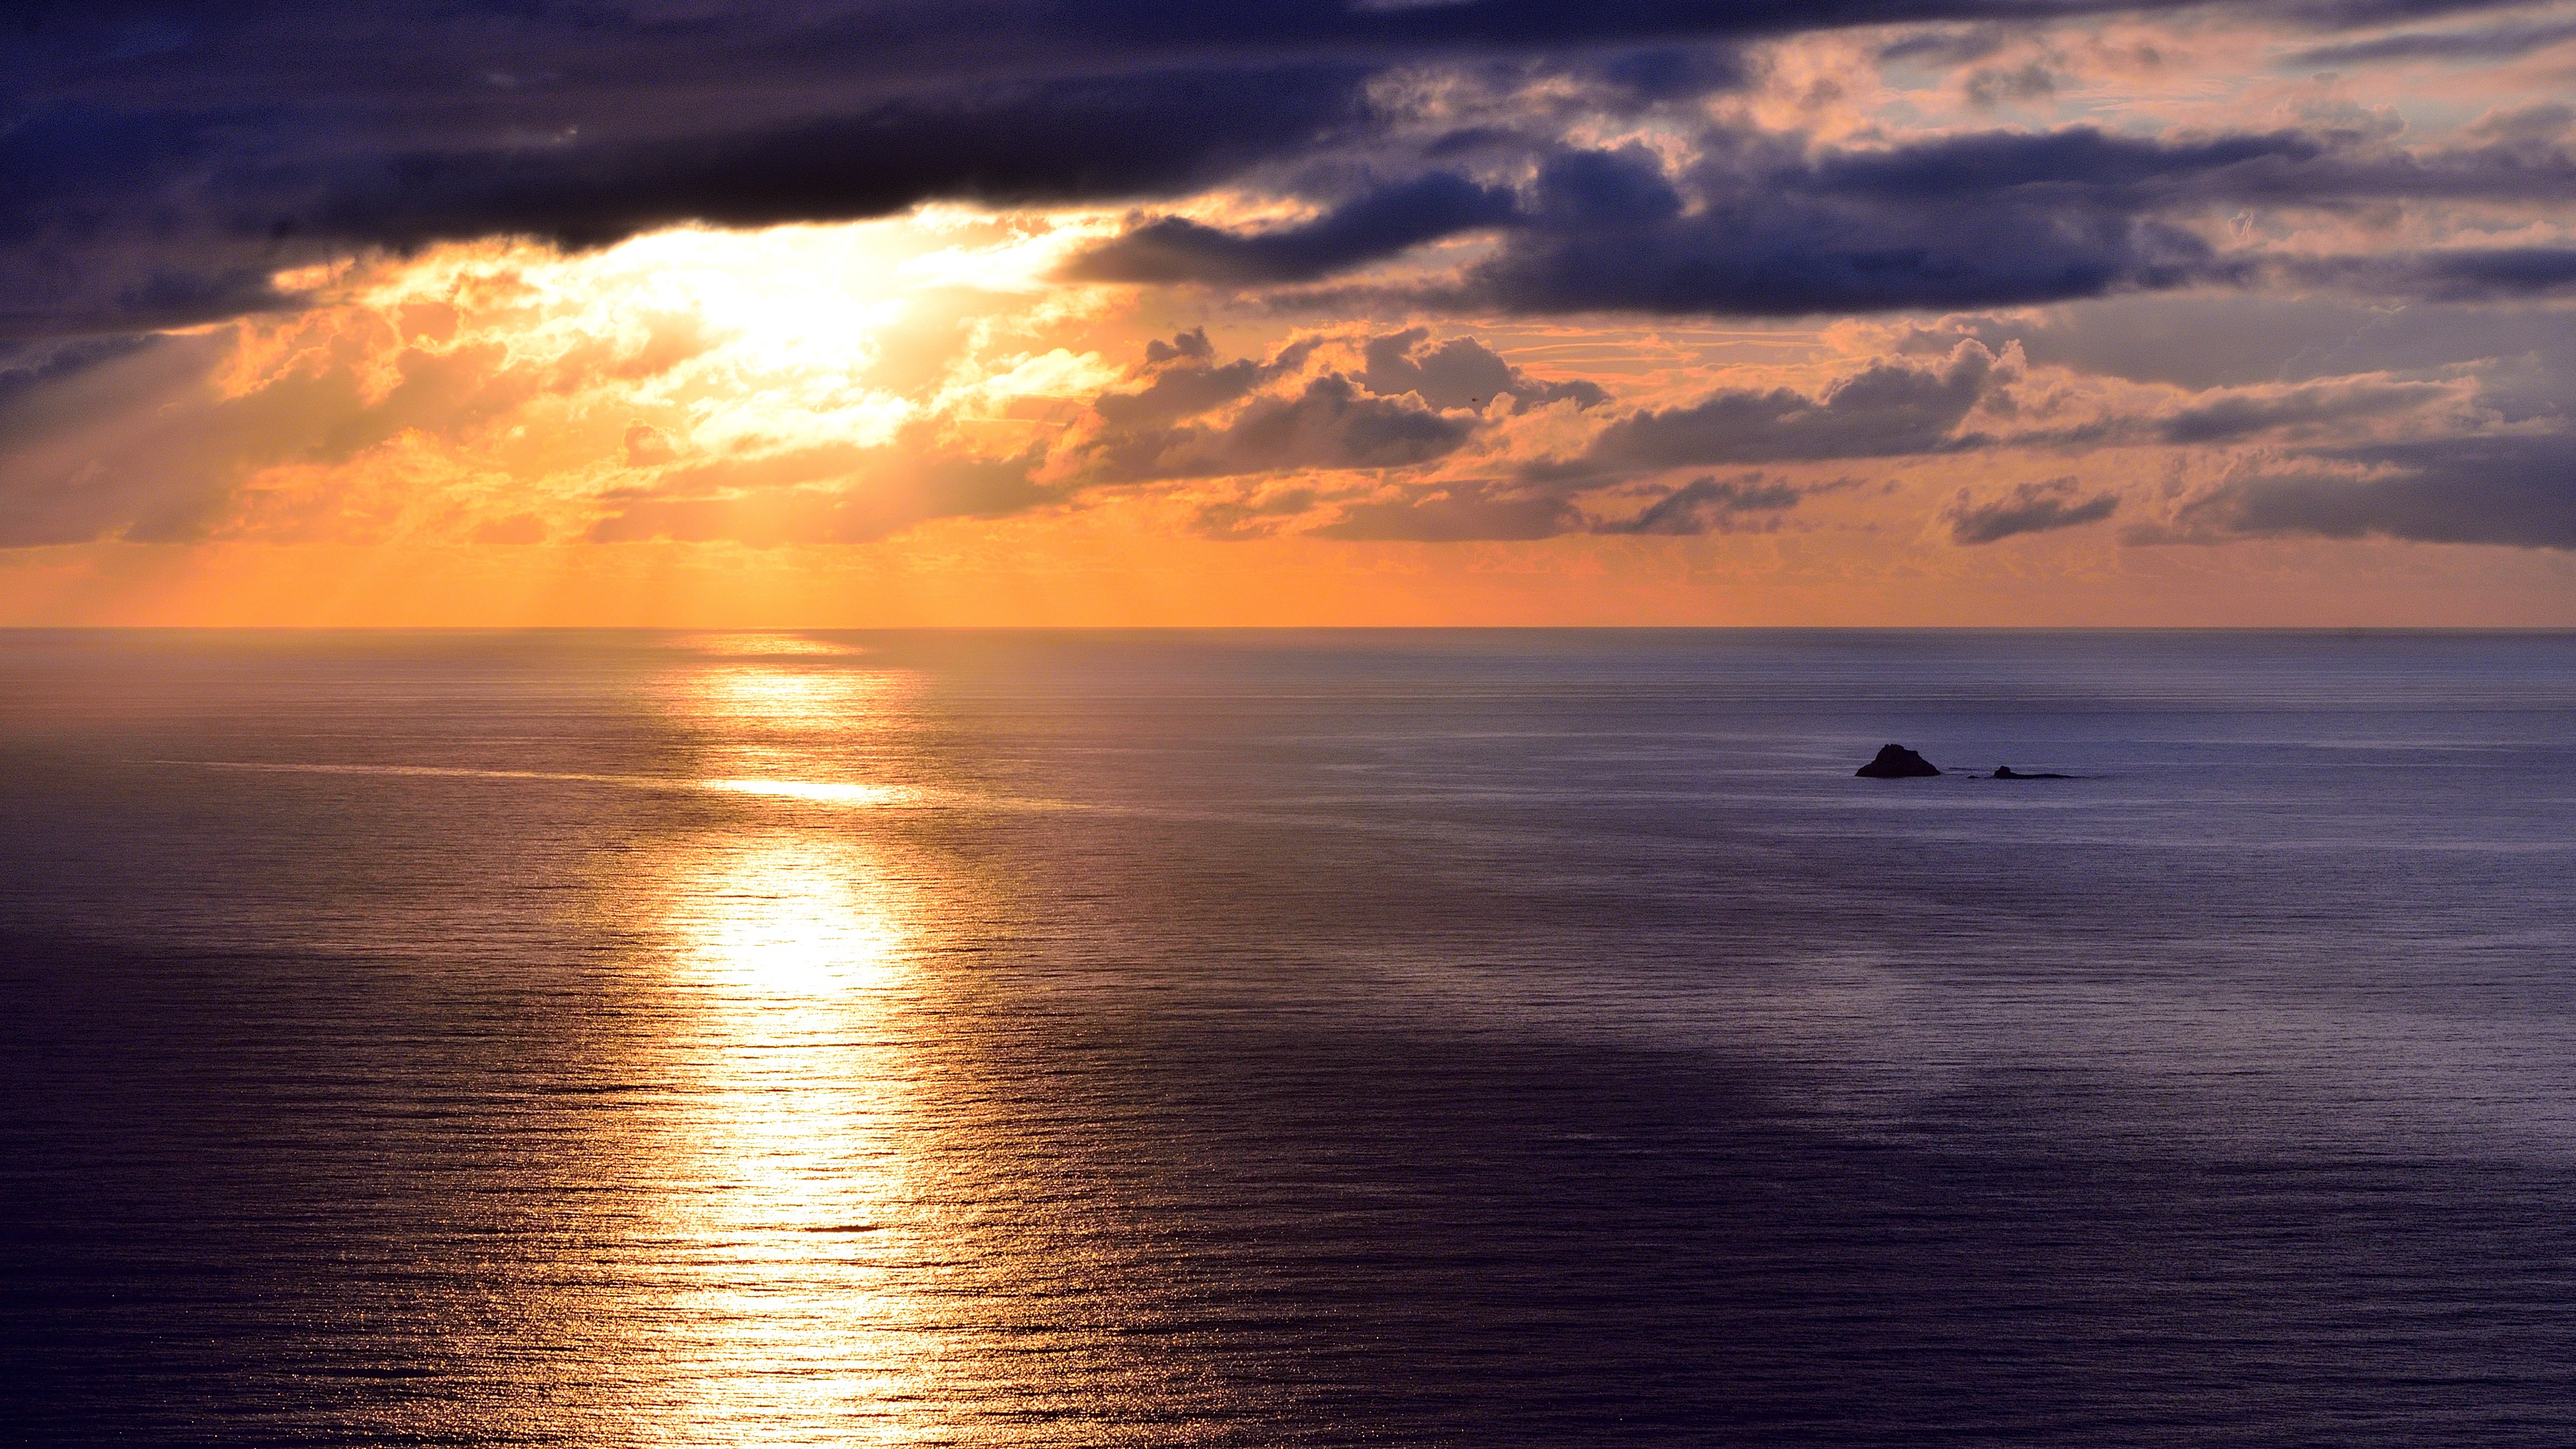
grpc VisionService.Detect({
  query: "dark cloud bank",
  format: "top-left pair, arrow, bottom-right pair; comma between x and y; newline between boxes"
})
6,0 -> 2568,337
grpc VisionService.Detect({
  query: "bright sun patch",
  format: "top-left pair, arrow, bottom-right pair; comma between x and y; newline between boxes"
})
181,211 -> 1144,549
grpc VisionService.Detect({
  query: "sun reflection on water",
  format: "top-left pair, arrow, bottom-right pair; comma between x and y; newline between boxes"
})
667,661 -> 919,807
669,633 -> 870,659
702,777 -> 915,808
624,639 -> 951,1443
661,836 -> 907,995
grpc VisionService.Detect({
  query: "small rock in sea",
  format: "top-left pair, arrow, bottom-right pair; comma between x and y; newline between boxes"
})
1856,743 -> 1941,778
1990,765 -> 2070,780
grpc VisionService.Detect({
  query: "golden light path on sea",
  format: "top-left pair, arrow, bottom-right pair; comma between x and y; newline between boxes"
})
627,640 -> 947,1443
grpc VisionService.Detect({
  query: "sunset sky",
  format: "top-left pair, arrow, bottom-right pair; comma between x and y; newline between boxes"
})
6,0 -> 2575,625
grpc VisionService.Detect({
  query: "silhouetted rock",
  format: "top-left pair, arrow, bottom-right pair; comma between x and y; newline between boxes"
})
1990,765 -> 2070,780
1856,744 -> 1941,778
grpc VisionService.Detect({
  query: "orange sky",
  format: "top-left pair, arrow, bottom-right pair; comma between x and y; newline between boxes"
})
13,525 -> 2575,629
8,13 -> 2576,625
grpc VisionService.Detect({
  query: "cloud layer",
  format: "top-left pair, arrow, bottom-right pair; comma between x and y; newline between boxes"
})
4,0 -> 2575,623
11,0 -> 2574,335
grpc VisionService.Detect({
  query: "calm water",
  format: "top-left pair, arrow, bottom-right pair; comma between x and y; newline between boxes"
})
4,629 -> 2575,1446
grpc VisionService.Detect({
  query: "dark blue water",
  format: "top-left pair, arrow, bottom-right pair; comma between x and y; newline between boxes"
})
5,629 -> 2574,1445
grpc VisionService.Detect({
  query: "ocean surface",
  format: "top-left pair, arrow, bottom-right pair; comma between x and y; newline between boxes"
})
4,628 -> 2575,1446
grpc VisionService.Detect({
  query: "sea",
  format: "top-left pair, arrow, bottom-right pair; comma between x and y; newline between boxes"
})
3,628 -> 2573,1446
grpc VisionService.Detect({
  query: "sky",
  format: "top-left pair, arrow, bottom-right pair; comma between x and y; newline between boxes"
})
3,0 -> 2574,625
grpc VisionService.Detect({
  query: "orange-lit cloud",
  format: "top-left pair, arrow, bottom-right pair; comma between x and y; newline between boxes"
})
5,3 -> 2576,623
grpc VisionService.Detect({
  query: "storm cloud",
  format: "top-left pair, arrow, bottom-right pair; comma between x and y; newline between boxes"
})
1447,122 -> 2576,316
9,0 -> 2568,338
1065,174 -> 1519,285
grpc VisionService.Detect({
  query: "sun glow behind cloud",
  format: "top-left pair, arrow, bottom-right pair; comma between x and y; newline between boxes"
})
203,210 -> 1139,551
